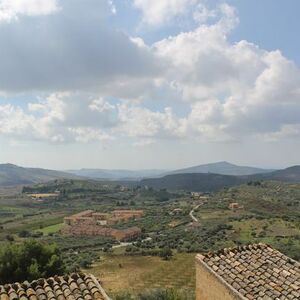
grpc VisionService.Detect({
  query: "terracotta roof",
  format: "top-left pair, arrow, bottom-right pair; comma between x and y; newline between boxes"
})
0,273 -> 110,300
197,243 -> 300,300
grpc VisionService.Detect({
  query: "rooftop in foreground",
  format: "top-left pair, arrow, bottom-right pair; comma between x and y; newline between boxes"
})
0,273 -> 110,300
196,243 -> 300,300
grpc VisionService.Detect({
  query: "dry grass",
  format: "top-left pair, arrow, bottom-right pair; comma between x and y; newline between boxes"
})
88,253 -> 196,294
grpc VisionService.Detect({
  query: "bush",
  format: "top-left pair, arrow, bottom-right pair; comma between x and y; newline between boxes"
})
159,248 -> 173,261
18,230 -> 31,238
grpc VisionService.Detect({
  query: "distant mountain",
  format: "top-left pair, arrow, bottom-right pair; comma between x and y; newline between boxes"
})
0,164 -> 80,186
141,173 -> 244,192
166,161 -> 274,176
66,168 -> 168,180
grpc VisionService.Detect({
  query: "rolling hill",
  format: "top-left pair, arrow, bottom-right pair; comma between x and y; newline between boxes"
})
166,161 -> 274,176
248,165 -> 300,182
0,164 -> 80,186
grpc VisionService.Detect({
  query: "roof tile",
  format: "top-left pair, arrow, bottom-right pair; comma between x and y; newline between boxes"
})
198,243 -> 300,300
0,274 -> 109,300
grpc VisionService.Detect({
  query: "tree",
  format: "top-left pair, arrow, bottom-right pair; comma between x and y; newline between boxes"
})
159,248 -> 173,261
0,240 -> 65,284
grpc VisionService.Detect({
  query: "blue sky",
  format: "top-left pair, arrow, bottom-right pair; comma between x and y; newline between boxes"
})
230,0 -> 300,66
0,0 -> 300,170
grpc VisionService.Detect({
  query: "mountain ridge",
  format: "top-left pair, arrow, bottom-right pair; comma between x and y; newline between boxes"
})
0,163 -> 81,186
165,161 -> 274,176
141,165 -> 300,192
0,162 -> 298,188
66,168 -> 167,180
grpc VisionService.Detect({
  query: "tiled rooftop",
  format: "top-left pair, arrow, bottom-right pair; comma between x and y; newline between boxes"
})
197,243 -> 300,300
0,273 -> 110,300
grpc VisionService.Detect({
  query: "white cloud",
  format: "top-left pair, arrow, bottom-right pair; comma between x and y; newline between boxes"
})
193,3 -> 216,23
133,0 -> 198,27
117,103 -> 185,140
68,127 -> 114,143
0,0 -> 59,22
0,93 -> 120,143
89,98 -> 115,113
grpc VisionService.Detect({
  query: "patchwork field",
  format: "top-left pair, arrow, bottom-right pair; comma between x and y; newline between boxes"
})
88,252 -> 195,295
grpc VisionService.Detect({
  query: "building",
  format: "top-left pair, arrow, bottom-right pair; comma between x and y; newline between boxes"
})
196,243 -> 300,300
63,210 -> 143,241
64,210 -> 144,227
111,210 -> 144,221
228,203 -> 244,210
0,273 -> 110,300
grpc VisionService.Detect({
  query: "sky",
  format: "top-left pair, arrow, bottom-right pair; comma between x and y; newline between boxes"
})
0,0 -> 300,170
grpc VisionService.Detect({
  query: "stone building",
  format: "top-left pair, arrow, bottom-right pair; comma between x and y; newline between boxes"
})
196,243 -> 300,300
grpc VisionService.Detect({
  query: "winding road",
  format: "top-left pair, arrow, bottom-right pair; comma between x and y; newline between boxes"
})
189,203 -> 202,223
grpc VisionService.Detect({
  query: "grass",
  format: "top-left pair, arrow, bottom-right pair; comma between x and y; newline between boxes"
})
88,252 -> 195,294
37,223 -> 64,235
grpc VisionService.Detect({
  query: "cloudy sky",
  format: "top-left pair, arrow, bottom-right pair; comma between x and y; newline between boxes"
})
0,0 -> 300,170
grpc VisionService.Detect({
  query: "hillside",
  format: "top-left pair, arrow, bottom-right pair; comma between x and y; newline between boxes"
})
141,173 -> 244,192
167,161 -> 274,176
0,164 -> 80,186
249,165 -> 300,182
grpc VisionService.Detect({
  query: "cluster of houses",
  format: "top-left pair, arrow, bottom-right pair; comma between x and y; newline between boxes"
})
62,210 -> 144,241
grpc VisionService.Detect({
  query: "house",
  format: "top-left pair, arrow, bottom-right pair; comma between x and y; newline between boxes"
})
228,202 -> 244,210
196,243 -> 300,300
0,273 -> 110,300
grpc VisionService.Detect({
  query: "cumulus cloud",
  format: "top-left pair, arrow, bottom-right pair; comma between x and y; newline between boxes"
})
0,93 -> 119,143
0,0 -> 161,94
117,103 -> 185,140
